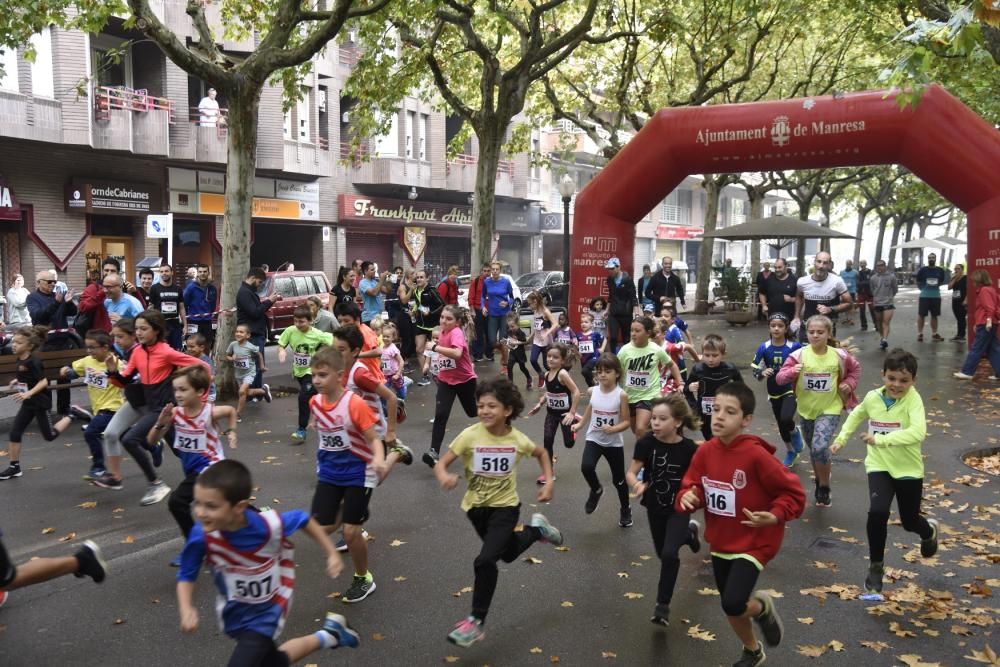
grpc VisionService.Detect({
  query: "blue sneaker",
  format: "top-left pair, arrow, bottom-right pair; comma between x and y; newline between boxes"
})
322,612 -> 360,649
781,449 -> 799,467
335,537 -> 348,552
150,440 -> 165,468
790,427 -> 804,454
291,428 -> 307,443
169,553 -> 182,568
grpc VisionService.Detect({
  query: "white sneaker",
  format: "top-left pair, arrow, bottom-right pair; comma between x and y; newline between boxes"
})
140,481 -> 171,506
953,372 -> 974,380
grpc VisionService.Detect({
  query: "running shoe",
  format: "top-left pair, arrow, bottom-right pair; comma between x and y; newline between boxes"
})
921,518 -> 939,558
390,442 -> 414,465
950,335 -> 964,341
781,449 -> 799,467
790,427 -> 804,455
335,537 -> 348,553
341,574 -> 376,603
932,333 -> 944,341
69,404 -> 93,422
650,603 -> 669,626
732,643 -> 765,667
473,356 -> 485,363
536,474 -> 547,485
880,339 -> 889,350
291,428 -> 307,443
619,506 -> 634,528
73,540 -> 108,583
530,513 -> 564,546
150,440 -> 164,468
815,485 -> 831,507
526,382 -> 533,392
140,481 -> 171,506
688,519 -> 702,554
917,333 -> 924,342
584,485 -> 603,514
416,374 -> 432,387
422,449 -> 439,468
752,591 -> 784,646
0,465 -> 22,480
92,474 -> 123,490
448,616 -> 485,648
322,612 -> 360,649
537,375 -> 545,388
83,467 -> 106,482
262,383 -> 273,403
865,562 -> 884,594
953,372 -> 974,380
169,554 -> 182,568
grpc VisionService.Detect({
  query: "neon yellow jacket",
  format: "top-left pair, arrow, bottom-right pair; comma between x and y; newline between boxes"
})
834,386 -> 926,478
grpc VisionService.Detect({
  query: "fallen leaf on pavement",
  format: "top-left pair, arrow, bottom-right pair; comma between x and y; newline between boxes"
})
58,532 -> 76,542
797,617 -> 815,625
113,618 -> 125,625
120,535 -> 134,544
623,592 -> 644,600
639,555 -> 652,561
829,527 -> 848,533
890,621 -> 917,638
390,539 -> 406,547
549,656 -> 560,663
529,647 -> 542,654
460,586 -> 472,593
687,624 -> 716,641
697,587 -> 720,596
896,655 -> 941,667
860,640 -> 891,653
393,576 -> 407,582
797,644 -> 830,658
812,560 -> 838,571
829,640 -> 844,652
561,601 -> 574,608
41,527 -> 54,534
964,644 -> 999,665
443,657 -> 459,664
77,501 -> 97,509
371,633 -> 385,641
554,546 -> 570,552
757,588 -> 784,598
951,625 -> 974,636
523,556 -> 543,564
601,651 -> 617,658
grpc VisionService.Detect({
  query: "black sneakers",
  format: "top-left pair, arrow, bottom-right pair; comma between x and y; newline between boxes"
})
815,485 -> 831,507
619,506 -> 633,528
733,643 -> 765,667
421,449 -> 439,468
865,562 -> 884,593
74,540 -> 108,583
584,485 -> 603,514
0,464 -> 22,480
752,592 -> 783,647
650,603 -> 669,626
688,519 -> 702,554
921,519 -> 939,558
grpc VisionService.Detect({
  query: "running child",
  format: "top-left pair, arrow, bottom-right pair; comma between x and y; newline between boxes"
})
60,329 -> 123,480
750,313 -> 803,467
776,315 -> 860,508
333,302 -> 385,384
504,313 -> 532,391
588,296 -> 609,341
176,460 -> 360,664
525,292 -> 557,388
0,326 -> 73,480
278,305 -> 334,443
307,347 -> 386,604
379,321 -> 408,423
148,364 -> 237,542
572,353 -> 632,526
526,343 -> 581,484
577,312 -> 606,387
226,323 -> 272,422
552,311 -> 578,347
185,332 -> 217,402
626,394 -> 702,625
678,382 -> 806,667
686,334 -> 744,441
433,376 -> 564,648
653,318 -> 698,395
426,326 -> 443,381
831,349 -> 937,596
618,317 -> 681,439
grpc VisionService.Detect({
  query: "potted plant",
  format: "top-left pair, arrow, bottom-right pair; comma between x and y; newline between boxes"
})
719,270 -> 754,325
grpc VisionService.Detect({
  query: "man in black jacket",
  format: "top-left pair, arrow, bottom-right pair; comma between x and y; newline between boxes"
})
605,257 -> 639,351
236,267 -> 282,389
26,269 -> 78,416
644,256 -> 686,315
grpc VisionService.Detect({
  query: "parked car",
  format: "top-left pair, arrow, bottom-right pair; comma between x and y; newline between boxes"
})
515,270 -> 565,307
257,270 -> 331,339
457,273 -> 523,312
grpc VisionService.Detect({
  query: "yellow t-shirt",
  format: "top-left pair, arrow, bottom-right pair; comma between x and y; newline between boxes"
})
71,355 -> 123,413
795,346 -> 843,420
449,422 -> 537,512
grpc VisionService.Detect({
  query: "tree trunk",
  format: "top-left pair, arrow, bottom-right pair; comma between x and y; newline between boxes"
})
888,221 -> 903,269
214,83 -> 262,397
852,207 -> 868,266
695,177 -> 723,314
819,199 -> 834,254
794,200 -> 813,279
748,191 -> 764,275
472,124 -> 502,270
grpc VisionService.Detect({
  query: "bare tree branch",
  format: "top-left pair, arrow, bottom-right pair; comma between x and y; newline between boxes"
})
128,0 -> 228,84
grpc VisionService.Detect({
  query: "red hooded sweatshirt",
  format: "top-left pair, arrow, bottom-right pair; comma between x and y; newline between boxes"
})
676,434 -> 805,567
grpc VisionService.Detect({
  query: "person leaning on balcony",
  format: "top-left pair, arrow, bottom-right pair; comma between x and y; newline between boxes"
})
198,88 -> 220,127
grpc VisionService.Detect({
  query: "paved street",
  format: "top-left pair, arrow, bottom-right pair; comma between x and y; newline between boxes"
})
0,287 -> 996,666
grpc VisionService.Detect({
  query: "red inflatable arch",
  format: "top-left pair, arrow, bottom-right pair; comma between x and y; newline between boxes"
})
570,85 -> 1000,333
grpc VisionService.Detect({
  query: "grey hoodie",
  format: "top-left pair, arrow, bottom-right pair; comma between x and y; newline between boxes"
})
870,271 -> 898,306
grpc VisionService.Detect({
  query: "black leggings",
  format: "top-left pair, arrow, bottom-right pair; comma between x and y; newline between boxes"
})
711,556 -> 761,617
507,356 -> 531,384
867,472 -> 933,564
168,472 -> 198,539
607,314 -> 632,351
648,511 -> 697,606
227,630 -> 290,667
467,505 -> 540,623
430,378 -> 478,454
10,404 -> 58,442
121,412 -> 163,483
581,357 -> 598,387
580,441 -> 628,509
543,411 -> 574,461
769,394 -> 797,444
298,375 -> 316,430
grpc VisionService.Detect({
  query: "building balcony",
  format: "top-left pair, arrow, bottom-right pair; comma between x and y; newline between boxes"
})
91,86 -> 173,156
345,145 -> 433,188
445,154 -> 514,196
0,89 -> 63,143
283,138 -> 332,177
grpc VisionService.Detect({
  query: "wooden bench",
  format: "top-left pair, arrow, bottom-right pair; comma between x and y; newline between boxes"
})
0,348 -> 91,394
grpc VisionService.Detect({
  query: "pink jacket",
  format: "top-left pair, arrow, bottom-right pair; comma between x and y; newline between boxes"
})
775,346 -> 861,410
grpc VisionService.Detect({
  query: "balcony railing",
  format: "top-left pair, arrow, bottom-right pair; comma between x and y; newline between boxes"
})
446,153 -> 514,180
94,86 -> 174,122
188,106 -> 229,131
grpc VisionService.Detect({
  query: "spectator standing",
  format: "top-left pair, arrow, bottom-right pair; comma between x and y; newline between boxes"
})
384,266 -> 405,321
637,265 -> 654,311
394,269 -> 417,360
644,257 -> 686,316
856,259 -> 874,331
754,262 -> 773,321
437,265 -> 460,306
26,269 -> 78,416
132,268 -> 153,308
949,263 -> 968,341
480,261 -> 515,369
604,257 -> 639,351
6,274 -> 30,327
149,264 -> 187,350
915,252 -> 946,342
197,87 -> 220,126
79,259 -> 122,333
236,267 -> 282,390
102,274 -> 144,325
329,266 -> 358,310
182,263 -> 218,347
468,264 -> 489,361
839,260 -> 859,325
358,261 -> 389,326
759,258 -> 796,321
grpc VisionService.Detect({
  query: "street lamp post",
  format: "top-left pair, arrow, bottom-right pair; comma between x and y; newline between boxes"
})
558,174 -> 576,286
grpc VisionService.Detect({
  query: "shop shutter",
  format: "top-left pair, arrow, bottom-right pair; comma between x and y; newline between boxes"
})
345,232 -> 394,272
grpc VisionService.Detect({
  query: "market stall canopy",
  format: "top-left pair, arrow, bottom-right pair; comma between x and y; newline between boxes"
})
696,215 -> 856,249
890,237 -> 953,251
932,235 -> 967,247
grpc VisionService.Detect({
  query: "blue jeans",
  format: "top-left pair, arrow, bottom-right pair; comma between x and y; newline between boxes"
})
960,325 -> 1000,376
165,320 -> 184,350
486,315 -> 507,359
84,411 -> 115,470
